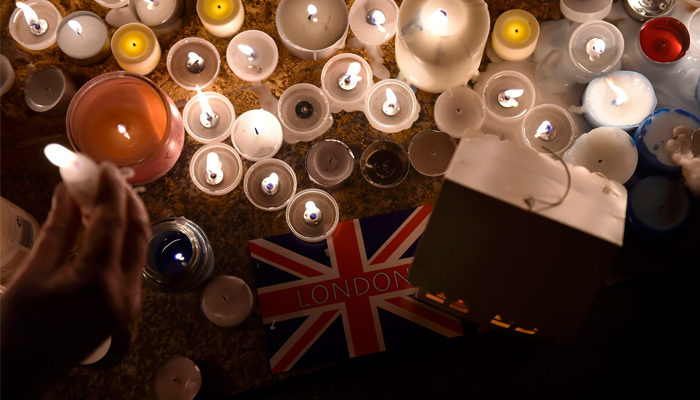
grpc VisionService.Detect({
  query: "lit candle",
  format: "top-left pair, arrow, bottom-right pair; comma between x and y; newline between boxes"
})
261,172 -> 279,195
243,158 -> 297,211
563,127 -> 639,184
43,144 -> 100,214
360,140 -> 410,188
408,130 -> 457,177
231,110 -> 284,162
559,0 -> 612,23
634,108 -> 700,173
491,9 -> 540,61
167,37 -> 220,90
623,0 -> 675,22
627,175 -> 694,236
189,143 -> 242,195
434,86 -> 486,138
56,11 -> 111,66
364,79 -> 420,134
131,0 -> 183,28
79,336 -> 111,365
522,104 -> 576,154
581,71 -> 657,131
286,189 -> 339,242
639,17 -> 691,64
1,55 -> 14,96
306,139 -> 355,187
479,70 -> 536,123
111,22 -> 161,75
226,30 -> 279,82
196,0 -> 244,38
206,152 -> 223,185
303,201 -> 322,225
201,276 -> 253,328
277,83 -> 333,143
9,0 -> 62,51
183,89 -> 235,144
348,0 -> 398,46
276,0 -> 349,61
150,356 -> 202,400
24,67 -> 77,117
321,53 -> 373,113
382,88 -> 399,116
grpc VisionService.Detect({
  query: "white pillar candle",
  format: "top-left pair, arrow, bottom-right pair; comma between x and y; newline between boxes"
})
57,11 -> 111,66
276,0 -> 349,61
189,143 -> 243,196
167,37 -> 220,90
522,104 -> 577,154
130,0 -> 183,28
43,144 -> 100,215
9,0 -> 63,51
434,86 -> 486,138
278,83 -> 333,144
286,189 -> 339,242
348,0 -> 399,46
94,0 -> 128,8
24,66 -> 76,117
197,0 -> 244,38
560,0 -> 612,23
306,140 -> 355,186
244,158 -> 297,211
150,356 -> 202,400
226,30 -> 279,82
634,108 -> 700,173
183,90 -> 236,143
582,71 -> 657,131
201,276 -> 253,327
321,53 -> 373,113
79,336 -> 111,365
491,10 -> 540,61
563,127 -> 638,183
0,55 -> 14,96
231,109 -> 284,161
111,23 -> 161,75
364,79 -> 420,134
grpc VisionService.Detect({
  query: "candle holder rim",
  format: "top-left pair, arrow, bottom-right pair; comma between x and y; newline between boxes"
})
522,103 -> 577,154
691,9 -> 700,54
199,275 -> 254,328
348,0 -> 399,45
244,158 -> 297,211
167,37 -> 221,90
623,0 -> 676,22
285,189 -> 340,242
230,109 -> 284,161
9,0 -> 63,51
583,71 -> 657,130
149,355 -> 202,397
278,83 -> 332,136
129,0 -> 184,29
94,0 -> 129,8
196,0 -> 243,26
481,70 -> 536,121
306,139 -> 355,187
0,55 -> 14,96
111,22 -> 159,63
492,9 -> 540,50
226,29 -> 279,83
183,92 -> 236,143
568,20 -> 624,75
638,17 -> 691,65
275,0 -> 349,55
24,66 -> 70,112
408,129 -> 457,177
189,143 -> 243,196
56,10 -> 110,60
360,139 -> 410,188
321,53 -> 373,105
435,86 -> 486,137
559,0 -> 612,23
364,79 -> 419,129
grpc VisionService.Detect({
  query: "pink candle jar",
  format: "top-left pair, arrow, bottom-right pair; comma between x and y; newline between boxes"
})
66,72 -> 184,185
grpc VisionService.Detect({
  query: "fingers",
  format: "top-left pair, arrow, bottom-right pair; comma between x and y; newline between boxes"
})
121,187 -> 150,285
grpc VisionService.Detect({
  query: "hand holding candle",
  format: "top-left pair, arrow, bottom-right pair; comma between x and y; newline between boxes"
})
44,144 -> 101,215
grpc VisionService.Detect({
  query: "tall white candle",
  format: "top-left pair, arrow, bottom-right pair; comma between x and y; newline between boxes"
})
197,0 -> 245,38
563,127 -> 638,183
231,110 -> 284,161
44,144 -> 100,214
57,12 -> 111,66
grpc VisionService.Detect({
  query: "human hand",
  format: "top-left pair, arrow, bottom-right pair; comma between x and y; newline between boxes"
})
0,164 -> 150,399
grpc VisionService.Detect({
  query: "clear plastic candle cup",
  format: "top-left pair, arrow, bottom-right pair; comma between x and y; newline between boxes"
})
286,189 -> 339,242
434,86 -> 486,138
9,0 -> 63,51
244,158 -> 297,211
278,83 -> 333,144
226,30 -> 279,82
568,20 -> 625,83
167,37 -> 220,90
306,140 -> 355,187
563,127 -> 639,184
183,89 -> 236,144
189,143 -> 243,196
522,104 -> 577,154
365,79 -> 420,134
321,53 -> 374,113
481,70 -> 536,123
349,0 -> 399,46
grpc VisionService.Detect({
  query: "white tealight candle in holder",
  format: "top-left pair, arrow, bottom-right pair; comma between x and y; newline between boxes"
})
408,130 -> 457,177
44,144 -> 100,215
580,71 -> 657,131
226,30 -> 279,82
95,0 -> 128,8
321,53 -> 373,113
189,143 -> 242,196
9,0 -> 63,51
634,108 -> 700,173
364,79 -> 420,134
129,0 -> 183,29
183,87 -> 236,143
348,0 -> 399,46
563,127 -> 639,183
150,356 -> 202,400
197,0 -> 244,38
286,189 -> 339,243
481,70 -> 536,123
231,110 -> 284,161
244,158 -> 297,211
491,10 -> 540,61
167,37 -> 220,90
560,0 -> 612,23
56,11 -> 111,66
111,22 -> 161,75
1,55 -> 14,96
276,0 -> 349,61
201,276 -> 253,328
24,66 -> 76,117
306,140 -> 355,187
278,83 -> 333,144
522,104 -> 577,154
434,86 -> 486,138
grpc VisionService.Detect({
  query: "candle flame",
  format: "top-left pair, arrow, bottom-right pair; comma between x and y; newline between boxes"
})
144,0 -> 158,10
535,121 -> 554,138
206,152 -> 221,172
346,62 -> 361,78
607,78 -> 628,106
188,52 -> 203,66
369,10 -> 386,32
385,88 -> 397,105
504,89 -> 524,100
430,9 -> 448,27
68,20 -> 82,36
44,144 -> 77,168
268,172 -> 279,185
16,2 -> 39,27
196,85 -> 214,120
305,201 -> 318,212
586,38 -> 606,61
307,4 -> 318,22
117,124 -> 131,140
237,44 -> 256,60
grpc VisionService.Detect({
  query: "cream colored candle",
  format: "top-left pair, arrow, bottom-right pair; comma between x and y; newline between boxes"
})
196,0 -> 244,38
491,10 -> 540,61
111,23 -> 161,75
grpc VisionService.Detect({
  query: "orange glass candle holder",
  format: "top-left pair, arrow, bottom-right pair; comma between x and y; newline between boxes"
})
66,72 -> 184,185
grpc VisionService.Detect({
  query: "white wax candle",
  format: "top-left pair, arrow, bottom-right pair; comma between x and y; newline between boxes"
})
560,0 -> 612,23
306,140 -> 354,186
94,0 -> 128,8
135,0 -> 179,27
226,30 -> 278,82
201,276 -> 253,327
9,0 -> 63,51
278,83 -> 333,144
583,71 -> 657,131
364,79 -> 420,133
276,0 -> 349,60
231,109 -> 284,161
434,86 -> 486,138
1,55 -> 15,96
321,53 -> 374,113
563,127 -> 638,183
79,336 -> 111,365
111,23 -> 161,75
491,9 -> 540,61
44,144 -> 100,214
196,0 -> 245,38
150,356 -> 202,400
57,12 -> 111,65
348,0 -> 399,46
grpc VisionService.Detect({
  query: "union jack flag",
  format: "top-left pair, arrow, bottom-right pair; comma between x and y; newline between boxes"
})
250,206 -> 464,373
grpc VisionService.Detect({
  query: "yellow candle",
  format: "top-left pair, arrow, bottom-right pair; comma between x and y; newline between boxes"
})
111,23 -> 161,75
491,10 -> 540,62
197,0 -> 244,37
119,30 -> 149,58
204,0 -> 234,20
503,18 -> 531,44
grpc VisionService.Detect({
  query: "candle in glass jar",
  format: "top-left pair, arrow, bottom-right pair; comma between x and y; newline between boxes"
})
9,0 -> 63,51
244,158 -> 297,211
150,356 -> 202,400
56,11 -> 111,66
201,276 -> 253,327
306,140 -> 355,186
111,23 -> 161,75
639,17 -> 691,64
231,110 -> 284,162
563,127 -> 639,184
276,0 -> 349,61
491,10 -> 540,61
360,140 -> 410,188
226,30 -> 278,82
197,0 -> 244,38
582,71 -> 657,131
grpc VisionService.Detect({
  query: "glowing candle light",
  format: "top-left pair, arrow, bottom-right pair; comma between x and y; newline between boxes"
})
497,89 -> 524,108
16,2 -> 47,36
196,85 -> 219,128
261,172 -> 279,195
206,151 -> 223,185
382,88 -> 400,116
307,4 -> 318,22
276,0 -> 349,61
535,120 -> 556,141
586,38 -> 606,61
607,78 -> 628,107
491,9 -> 540,61
186,51 -> 205,73
44,143 -> 101,214
367,9 -> 386,31
303,200 -> 322,225
338,62 -> 362,90
67,20 -> 82,36
427,8 -> 448,36
237,44 -> 255,61
57,11 -> 111,66
582,71 -> 656,131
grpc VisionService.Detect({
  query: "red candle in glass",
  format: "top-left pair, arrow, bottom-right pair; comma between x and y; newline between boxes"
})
639,17 -> 691,64
67,72 -> 184,185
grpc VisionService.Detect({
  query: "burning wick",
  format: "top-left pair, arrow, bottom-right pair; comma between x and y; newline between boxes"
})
606,78 -> 628,106
338,62 -> 362,91
382,88 -> 400,116
186,52 -> 206,74
196,85 -> 219,128
261,172 -> 279,196
586,38 -> 606,61
307,4 -> 318,22
534,120 -> 557,141
303,201 -> 322,225
16,2 -> 48,36
497,89 -> 524,108
367,10 -> 386,32
117,124 -> 130,140
68,20 -> 83,36
237,44 -> 256,62
205,152 -> 224,185
429,8 -> 448,35
144,0 -> 159,11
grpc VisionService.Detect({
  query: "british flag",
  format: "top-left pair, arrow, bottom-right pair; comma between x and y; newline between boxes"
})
250,205 -> 464,373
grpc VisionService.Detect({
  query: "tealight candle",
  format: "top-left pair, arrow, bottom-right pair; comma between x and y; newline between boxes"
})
408,130 -> 457,177
568,20 -> 624,82
627,175 -> 694,236
434,86 -> 486,138
66,72 -> 184,185
24,67 -> 76,117
364,79 -> 420,134
563,127 -> 639,183
183,87 -> 236,143
623,0 -> 675,22
348,0 -> 399,46
56,11 -> 111,66
522,104 -> 577,154
201,276 -> 253,328
143,218 -> 215,292
43,144 -> 100,215
278,83 -> 333,144
634,108 -> 700,173
130,0 -> 183,29
80,336 -> 111,365
167,38 -> 220,90
559,0 -> 612,23
480,70 -> 536,123
321,53 -> 373,113
197,0 -> 244,38
306,140 -> 355,187
244,158 -> 297,211
226,30 -> 279,82
111,23 -> 161,75
581,71 -> 657,131
150,356 -> 202,400
491,10 -> 540,61
360,140 -> 410,188
639,17 -> 691,64
9,0 -> 63,51
0,55 -> 14,96
189,143 -> 242,196
94,0 -> 128,8
276,0 -> 349,61
231,110 -> 284,162
286,189 -> 339,242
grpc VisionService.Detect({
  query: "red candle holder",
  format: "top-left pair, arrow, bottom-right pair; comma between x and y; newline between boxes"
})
66,72 -> 184,185
639,17 -> 691,64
